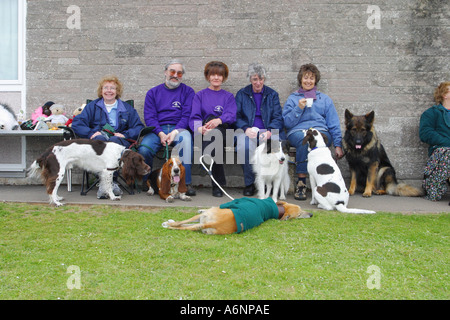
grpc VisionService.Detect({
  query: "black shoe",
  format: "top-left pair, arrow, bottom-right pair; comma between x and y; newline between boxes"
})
212,186 -> 223,197
243,183 -> 256,196
186,184 -> 196,196
294,180 -> 307,201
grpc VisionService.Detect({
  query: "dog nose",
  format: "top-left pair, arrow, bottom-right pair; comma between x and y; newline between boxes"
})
174,167 -> 179,174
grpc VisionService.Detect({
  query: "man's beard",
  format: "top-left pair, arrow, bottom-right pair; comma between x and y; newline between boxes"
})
166,77 -> 181,89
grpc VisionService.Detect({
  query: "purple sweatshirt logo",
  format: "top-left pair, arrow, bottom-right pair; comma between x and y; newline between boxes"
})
214,105 -> 223,114
171,101 -> 181,109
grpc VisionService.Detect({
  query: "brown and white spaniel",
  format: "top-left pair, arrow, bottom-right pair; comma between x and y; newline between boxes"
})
28,139 -> 150,206
147,157 -> 191,203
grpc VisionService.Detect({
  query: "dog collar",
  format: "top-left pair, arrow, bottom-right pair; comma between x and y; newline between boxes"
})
277,204 -> 285,219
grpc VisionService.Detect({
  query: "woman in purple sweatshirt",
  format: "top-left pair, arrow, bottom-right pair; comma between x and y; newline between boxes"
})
190,61 -> 237,197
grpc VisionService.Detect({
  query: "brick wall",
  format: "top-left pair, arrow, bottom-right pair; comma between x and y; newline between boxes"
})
24,0 -> 449,184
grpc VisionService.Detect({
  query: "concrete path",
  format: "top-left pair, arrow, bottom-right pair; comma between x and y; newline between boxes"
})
1,185 -> 449,214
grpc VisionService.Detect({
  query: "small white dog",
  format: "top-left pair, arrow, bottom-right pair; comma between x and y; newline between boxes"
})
302,128 -> 376,214
253,140 -> 290,203
0,104 -> 20,130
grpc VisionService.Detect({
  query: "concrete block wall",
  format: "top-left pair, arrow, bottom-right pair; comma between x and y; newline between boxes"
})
11,0 -> 450,187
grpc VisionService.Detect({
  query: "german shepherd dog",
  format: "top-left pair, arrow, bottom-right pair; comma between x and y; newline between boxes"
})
343,109 -> 423,197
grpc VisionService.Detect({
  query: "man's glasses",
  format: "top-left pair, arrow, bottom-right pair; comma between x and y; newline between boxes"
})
168,69 -> 183,77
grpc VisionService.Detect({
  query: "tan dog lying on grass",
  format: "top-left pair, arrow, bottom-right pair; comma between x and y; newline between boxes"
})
162,197 -> 312,235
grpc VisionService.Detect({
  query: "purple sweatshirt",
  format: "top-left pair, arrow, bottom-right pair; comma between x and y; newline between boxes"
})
189,88 -> 237,133
144,83 -> 195,135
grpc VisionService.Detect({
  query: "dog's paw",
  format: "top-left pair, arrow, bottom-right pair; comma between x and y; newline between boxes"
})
310,199 -> 318,205
166,196 -> 174,203
181,195 -> 192,201
147,187 -> 154,196
162,219 -> 175,228
110,195 -> 121,201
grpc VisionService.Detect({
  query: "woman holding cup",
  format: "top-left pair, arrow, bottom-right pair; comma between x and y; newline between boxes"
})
282,63 -> 344,201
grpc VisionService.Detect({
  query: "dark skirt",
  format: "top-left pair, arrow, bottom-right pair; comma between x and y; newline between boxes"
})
422,147 -> 450,201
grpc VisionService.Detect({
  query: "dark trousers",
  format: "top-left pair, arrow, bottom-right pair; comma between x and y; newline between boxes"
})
202,126 -> 227,187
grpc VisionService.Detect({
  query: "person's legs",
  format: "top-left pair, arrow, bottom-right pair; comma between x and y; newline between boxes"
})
236,132 -> 257,195
138,132 -> 162,183
173,129 -> 193,185
109,136 -> 131,148
202,127 -> 226,197
173,129 -> 196,196
288,131 -> 308,200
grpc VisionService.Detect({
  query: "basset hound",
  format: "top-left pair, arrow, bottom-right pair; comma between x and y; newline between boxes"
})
147,157 -> 192,203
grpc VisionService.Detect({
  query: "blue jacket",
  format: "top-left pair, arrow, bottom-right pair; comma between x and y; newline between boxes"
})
72,98 -> 144,140
282,91 -> 342,147
235,85 -> 285,138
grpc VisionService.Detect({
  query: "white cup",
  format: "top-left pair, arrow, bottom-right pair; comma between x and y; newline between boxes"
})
306,98 -> 314,108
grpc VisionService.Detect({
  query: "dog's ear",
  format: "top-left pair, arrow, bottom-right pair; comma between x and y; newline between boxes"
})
365,111 -> 375,125
280,140 -> 289,154
178,163 -> 187,193
302,130 -> 313,145
344,109 -> 353,125
321,132 -> 328,145
265,140 -> 271,154
159,165 -> 171,195
120,151 -> 135,185
302,133 -> 310,145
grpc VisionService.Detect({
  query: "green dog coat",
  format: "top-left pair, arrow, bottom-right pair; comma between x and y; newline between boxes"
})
219,197 -> 279,233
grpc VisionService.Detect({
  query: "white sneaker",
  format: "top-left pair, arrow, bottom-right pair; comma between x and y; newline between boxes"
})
97,182 -> 123,199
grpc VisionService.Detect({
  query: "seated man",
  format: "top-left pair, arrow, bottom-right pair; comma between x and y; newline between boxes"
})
139,59 -> 196,196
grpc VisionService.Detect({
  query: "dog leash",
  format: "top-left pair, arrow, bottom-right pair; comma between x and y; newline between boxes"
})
199,154 -> 235,201
164,144 -> 169,161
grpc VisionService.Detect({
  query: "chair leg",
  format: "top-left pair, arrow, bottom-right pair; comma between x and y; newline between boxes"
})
81,171 -> 99,195
116,175 -> 135,195
81,171 -> 88,195
66,168 -> 72,192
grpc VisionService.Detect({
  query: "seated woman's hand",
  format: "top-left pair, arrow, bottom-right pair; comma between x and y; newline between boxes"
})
298,98 -> 307,109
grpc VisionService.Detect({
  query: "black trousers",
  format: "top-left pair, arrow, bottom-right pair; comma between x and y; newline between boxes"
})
202,126 -> 227,187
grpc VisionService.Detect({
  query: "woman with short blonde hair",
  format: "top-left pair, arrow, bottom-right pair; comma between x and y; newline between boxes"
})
73,75 -> 143,147
96,75 -> 123,99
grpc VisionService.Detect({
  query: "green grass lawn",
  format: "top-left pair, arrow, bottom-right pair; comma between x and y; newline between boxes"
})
0,202 -> 448,300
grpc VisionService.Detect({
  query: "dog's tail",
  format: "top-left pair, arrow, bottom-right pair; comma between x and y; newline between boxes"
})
335,204 -> 376,214
386,182 -> 424,197
27,160 -> 42,181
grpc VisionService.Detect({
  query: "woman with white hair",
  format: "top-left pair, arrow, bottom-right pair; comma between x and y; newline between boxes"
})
235,62 -> 284,196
